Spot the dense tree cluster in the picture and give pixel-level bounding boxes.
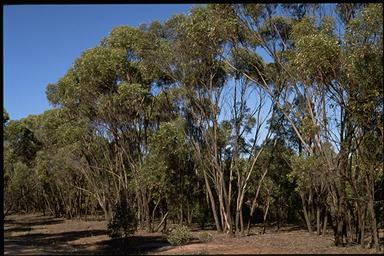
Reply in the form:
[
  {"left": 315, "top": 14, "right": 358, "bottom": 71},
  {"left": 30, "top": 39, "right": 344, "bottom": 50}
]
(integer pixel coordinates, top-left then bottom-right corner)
[{"left": 4, "top": 3, "right": 383, "bottom": 249}]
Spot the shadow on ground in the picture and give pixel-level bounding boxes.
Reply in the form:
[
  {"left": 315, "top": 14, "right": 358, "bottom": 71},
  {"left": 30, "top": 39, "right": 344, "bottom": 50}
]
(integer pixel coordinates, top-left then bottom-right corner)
[
  {"left": 92, "top": 235, "right": 173, "bottom": 255},
  {"left": 5, "top": 214, "right": 176, "bottom": 255},
  {"left": 5, "top": 229, "right": 108, "bottom": 255},
  {"left": 5, "top": 215, "right": 105, "bottom": 255},
  {"left": 5, "top": 216, "right": 64, "bottom": 228}
]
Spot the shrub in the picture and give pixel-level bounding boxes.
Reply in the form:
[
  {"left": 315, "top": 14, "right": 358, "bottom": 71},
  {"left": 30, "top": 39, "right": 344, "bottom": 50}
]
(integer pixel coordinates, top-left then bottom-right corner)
[
  {"left": 197, "top": 231, "right": 213, "bottom": 243},
  {"left": 167, "top": 225, "right": 192, "bottom": 245},
  {"left": 107, "top": 198, "right": 137, "bottom": 238}
]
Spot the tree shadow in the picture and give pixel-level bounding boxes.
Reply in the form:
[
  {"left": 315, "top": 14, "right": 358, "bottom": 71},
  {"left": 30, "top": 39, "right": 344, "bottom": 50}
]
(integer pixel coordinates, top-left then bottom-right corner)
[
  {"left": 92, "top": 235, "right": 172, "bottom": 255},
  {"left": 5, "top": 215, "right": 204, "bottom": 255},
  {"left": 280, "top": 225, "right": 306, "bottom": 232},
  {"left": 4, "top": 226, "right": 33, "bottom": 233},
  {"left": 5, "top": 229, "right": 108, "bottom": 255},
  {"left": 13, "top": 229, "right": 107, "bottom": 244},
  {"left": 5, "top": 216, "right": 64, "bottom": 228},
  {"left": 6, "top": 229, "right": 178, "bottom": 255}
]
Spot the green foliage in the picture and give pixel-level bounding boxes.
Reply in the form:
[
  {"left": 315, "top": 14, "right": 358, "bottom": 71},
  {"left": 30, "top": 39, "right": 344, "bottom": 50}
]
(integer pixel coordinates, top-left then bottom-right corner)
[
  {"left": 230, "top": 47, "right": 265, "bottom": 81},
  {"left": 289, "top": 16, "right": 340, "bottom": 84},
  {"left": 167, "top": 225, "right": 192, "bottom": 245},
  {"left": 5, "top": 120, "right": 41, "bottom": 164},
  {"left": 3, "top": 108, "right": 9, "bottom": 124},
  {"left": 288, "top": 153, "right": 327, "bottom": 192},
  {"left": 104, "top": 26, "right": 142, "bottom": 50}
]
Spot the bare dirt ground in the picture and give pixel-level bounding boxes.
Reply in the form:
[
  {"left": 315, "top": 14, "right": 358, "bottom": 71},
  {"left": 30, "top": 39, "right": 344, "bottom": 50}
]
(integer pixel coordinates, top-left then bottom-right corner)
[{"left": 4, "top": 213, "right": 383, "bottom": 255}]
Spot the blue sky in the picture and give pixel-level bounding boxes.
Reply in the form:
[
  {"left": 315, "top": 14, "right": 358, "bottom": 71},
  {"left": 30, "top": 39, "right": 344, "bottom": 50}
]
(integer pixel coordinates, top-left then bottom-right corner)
[{"left": 4, "top": 4, "right": 194, "bottom": 120}]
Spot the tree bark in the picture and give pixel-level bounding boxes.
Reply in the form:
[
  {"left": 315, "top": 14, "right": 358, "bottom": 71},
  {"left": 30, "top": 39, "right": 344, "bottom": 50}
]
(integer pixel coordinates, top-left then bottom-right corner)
[
  {"left": 316, "top": 206, "right": 321, "bottom": 235},
  {"left": 240, "top": 206, "right": 245, "bottom": 236},
  {"left": 360, "top": 208, "right": 366, "bottom": 248},
  {"left": 301, "top": 194, "right": 313, "bottom": 234},
  {"left": 155, "top": 212, "right": 169, "bottom": 232},
  {"left": 367, "top": 174, "right": 379, "bottom": 250},
  {"left": 203, "top": 169, "right": 222, "bottom": 232},
  {"left": 322, "top": 213, "right": 328, "bottom": 236},
  {"left": 262, "top": 195, "right": 270, "bottom": 234}
]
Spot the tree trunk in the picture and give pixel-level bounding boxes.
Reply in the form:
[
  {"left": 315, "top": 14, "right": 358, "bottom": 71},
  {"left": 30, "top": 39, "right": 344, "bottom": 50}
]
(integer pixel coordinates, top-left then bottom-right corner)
[
  {"left": 322, "top": 213, "right": 328, "bottom": 236},
  {"left": 347, "top": 210, "right": 352, "bottom": 243},
  {"left": 145, "top": 199, "right": 150, "bottom": 231},
  {"left": 276, "top": 196, "right": 280, "bottom": 232},
  {"left": 155, "top": 212, "right": 169, "bottom": 232},
  {"left": 240, "top": 206, "right": 244, "bottom": 236},
  {"left": 367, "top": 174, "right": 379, "bottom": 250},
  {"left": 360, "top": 209, "right": 366, "bottom": 248},
  {"left": 179, "top": 201, "right": 183, "bottom": 225},
  {"left": 301, "top": 194, "right": 312, "bottom": 234},
  {"left": 262, "top": 195, "right": 270, "bottom": 234},
  {"left": 203, "top": 170, "right": 222, "bottom": 232},
  {"left": 235, "top": 208, "right": 240, "bottom": 235},
  {"left": 246, "top": 205, "right": 255, "bottom": 236},
  {"left": 235, "top": 186, "right": 243, "bottom": 235},
  {"left": 150, "top": 198, "right": 161, "bottom": 232},
  {"left": 316, "top": 205, "right": 321, "bottom": 235},
  {"left": 218, "top": 182, "right": 230, "bottom": 233},
  {"left": 102, "top": 203, "right": 111, "bottom": 223},
  {"left": 187, "top": 203, "right": 192, "bottom": 225}
]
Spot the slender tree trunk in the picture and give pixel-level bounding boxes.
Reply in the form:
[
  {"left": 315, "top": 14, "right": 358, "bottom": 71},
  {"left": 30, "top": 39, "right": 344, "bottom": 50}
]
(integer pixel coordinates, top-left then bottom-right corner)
[
  {"left": 144, "top": 196, "right": 150, "bottom": 231},
  {"left": 276, "top": 196, "right": 280, "bottom": 232},
  {"left": 360, "top": 208, "right": 366, "bottom": 248},
  {"left": 102, "top": 203, "right": 111, "bottom": 223},
  {"left": 155, "top": 212, "right": 169, "bottom": 232},
  {"left": 187, "top": 203, "right": 192, "bottom": 225},
  {"left": 355, "top": 215, "right": 358, "bottom": 243},
  {"left": 246, "top": 167, "right": 268, "bottom": 235},
  {"left": 203, "top": 170, "right": 222, "bottom": 232},
  {"left": 235, "top": 192, "right": 241, "bottom": 235},
  {"left": 317, "top": 205, "right": 321, "bottom": 235},
  {"left": 322, "top": 213, "right": 328, "bottom": 236},
  {"left": 262, "top": 195, "right": 270, "bottom": 234},
  {"left": 150, "top": 197, "right": 161, "bottom": 232},
  {"left": 217, "top": 179, "right": 230, "bottom": 233},
  {"left": 336, "top": 217, "right": 343, "bottom": 246},
  {"left": 301, "top": 194, "right": 313, "bottom": 233},
  {"left": 347, "top": 210, "right": 352, "bottom": 243},
  {"left": 136, "top": 192, "right": 143, "bottom": 229},
  {"left": 240, "top": 206, "right": 244, "bottom": 236},
  {"left": 246, "top": 205, "right": 256, "bottom": 235},
  {"left": 367, "top": 174, "right": 379, "bottom": 250},
  {"left": 179, "top": 201, "right": 183, "bottom": 225}
]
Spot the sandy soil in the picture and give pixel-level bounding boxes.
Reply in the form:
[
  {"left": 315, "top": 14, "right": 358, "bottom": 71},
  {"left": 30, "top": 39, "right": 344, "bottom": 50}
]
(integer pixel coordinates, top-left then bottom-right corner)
[{"left": 4, "top": 213, "right": 382, "bottom": 255}]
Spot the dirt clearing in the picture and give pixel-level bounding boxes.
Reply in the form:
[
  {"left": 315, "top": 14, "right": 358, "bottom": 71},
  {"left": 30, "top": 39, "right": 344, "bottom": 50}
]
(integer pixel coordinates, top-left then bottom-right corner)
[{"left": 4, "top": 214, "right": 382, "bottom": 255}]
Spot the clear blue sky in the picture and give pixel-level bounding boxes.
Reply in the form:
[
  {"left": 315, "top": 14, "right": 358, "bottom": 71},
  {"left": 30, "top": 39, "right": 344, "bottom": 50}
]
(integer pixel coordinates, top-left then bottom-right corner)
[{"left": 4, "top": 4, "right": 194, "bottom": 120}]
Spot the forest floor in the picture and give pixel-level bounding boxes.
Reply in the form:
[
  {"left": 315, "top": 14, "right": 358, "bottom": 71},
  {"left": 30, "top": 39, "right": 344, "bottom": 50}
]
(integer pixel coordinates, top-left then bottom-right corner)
[{"left": 4, "top": 213, "right": 383, "bottom": 255}]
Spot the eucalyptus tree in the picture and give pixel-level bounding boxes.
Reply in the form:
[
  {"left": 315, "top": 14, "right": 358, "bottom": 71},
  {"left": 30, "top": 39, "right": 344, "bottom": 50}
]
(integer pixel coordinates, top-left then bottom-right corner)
[
  {"left": 286, "top": 3, "right": 382, "bottom": 247},
  {"left": 222, "top": 3, "right": 383, "bottom": 247},
  {"left": 341, "top": 4, "right": 383, "bottom": 248},
  {"left": 46, "top": 25, "right": 160, "bottom": 225},
  {"left": 137, "top": 6, "right": 238, "bottom": 232},
  {"left": 143, "top": 4, "right": 294, "bottom": 235},
  {"left": 142, "top": 118, "right": 199, "bottom": 230},
  {"left": 32, "top": 109, "right": 92, "bottom": 218},
  {"left": 3, "top": 116, "right": 42, "bottom": 214}
]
